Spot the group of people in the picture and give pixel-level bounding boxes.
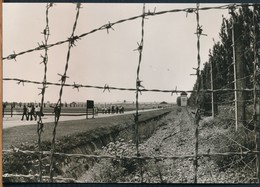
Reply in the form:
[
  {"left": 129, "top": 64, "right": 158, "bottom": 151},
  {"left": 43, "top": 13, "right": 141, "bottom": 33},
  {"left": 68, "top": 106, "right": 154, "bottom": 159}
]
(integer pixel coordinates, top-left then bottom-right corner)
[
  {"left": 21, "top": 104, "right": 42, "bottom": 121},
  {"left": 101, "top": 105, "right": 124, "bottom": 114}
]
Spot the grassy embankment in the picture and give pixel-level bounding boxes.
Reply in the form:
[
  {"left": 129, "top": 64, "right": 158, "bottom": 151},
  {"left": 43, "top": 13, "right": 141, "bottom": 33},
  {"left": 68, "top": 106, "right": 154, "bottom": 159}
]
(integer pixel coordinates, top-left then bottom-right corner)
[{"left": 3, "top": 108, "right": 172, "bottom": 149}]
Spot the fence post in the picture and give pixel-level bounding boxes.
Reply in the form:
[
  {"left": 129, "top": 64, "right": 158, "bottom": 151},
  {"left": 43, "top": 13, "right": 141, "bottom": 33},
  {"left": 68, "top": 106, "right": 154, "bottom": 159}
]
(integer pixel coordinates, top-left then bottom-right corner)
[
  {"left": 253, "top": 6, "right": 259, "bottom": 182},
  {"left": 231, "top": 15, "right": 246, "bottom": 130},
  {"left": 194, "top": 4, "right": 202, "bottom": 183},
  {"left": 210, "top": 59, "right": 217, "bottom": 117}
]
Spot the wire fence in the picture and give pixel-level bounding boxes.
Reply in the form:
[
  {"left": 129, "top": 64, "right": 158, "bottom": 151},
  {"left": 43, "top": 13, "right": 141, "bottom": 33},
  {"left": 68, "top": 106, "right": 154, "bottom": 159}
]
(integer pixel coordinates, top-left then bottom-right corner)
[{"left": 2, "top": 3, "right": 259, "bottom": 183}]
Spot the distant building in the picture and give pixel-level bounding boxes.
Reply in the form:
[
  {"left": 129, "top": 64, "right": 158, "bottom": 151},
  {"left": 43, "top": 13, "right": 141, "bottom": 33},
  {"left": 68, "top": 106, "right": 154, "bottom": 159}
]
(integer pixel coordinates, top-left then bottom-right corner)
[
  {"left": 160, "top": 101, "right": 168, "bottom": 105},
  {"left": 70, "top": 102, "right": 77, "bottom": 107},
  {"left": 159, "top": 101, "right": 168, "bottom": 108},
  {"left": 46, "top": 101, "right": 51, "bottom": 107},
  {"left": 180, "top": 91, "right": 188, "bottom": 106}
]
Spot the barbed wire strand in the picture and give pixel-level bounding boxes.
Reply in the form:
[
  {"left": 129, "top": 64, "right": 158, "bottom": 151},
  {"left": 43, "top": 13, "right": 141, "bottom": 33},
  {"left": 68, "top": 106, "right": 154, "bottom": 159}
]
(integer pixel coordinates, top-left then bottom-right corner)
[
  {"left": 36, "top": 3, "right": 53, "bottom": 182},
  {"left": 49, "top": 3, "right": 81, "bottom": 182},
  {"left": 3, "top": 78, "right": 260, "bottom": 94},
  {"left": 2, "top": 173, "right": 83, "bottom": 183},
  {"left": 193, "top": 3, "right": 203, "bottom": 183},
  {"left": 135, "top": 3, "right": 145, "bottom": 157},
  {"left": 2, "top": 149, "right": 258, "bottom": 160},
  {"left": 2, "top": 4, "right": 252, "bottom": 61},
  {"left": 134, "top": 4, "right": 145, "bottom": 183}
]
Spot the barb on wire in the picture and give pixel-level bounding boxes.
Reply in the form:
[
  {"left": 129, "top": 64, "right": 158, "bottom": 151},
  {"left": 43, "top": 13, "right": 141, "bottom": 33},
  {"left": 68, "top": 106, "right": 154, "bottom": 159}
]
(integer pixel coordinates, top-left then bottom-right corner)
[
  {"left": 103, "top": 84, "right": 110, "bottom": 92},
  {"left": 136, "top": 80, "right": 144, "bottom": 90},
  {"left": 38, "top": 86, "right": 48, "bottom": 96},
  {"left": 41, "top": 26, "right": 50, "bottom": 36},
  {"left": 17, "top": 80, "right": 25, "bottom": 86},
  {"left": 40, "top": 55, "right": 47, "bottom": 64},
  {"left": 147, "top": 7, "right": 156, "bottom": 16},
  {"left": 6, "top": 51, "right": 17, "bottom": 61},
  {"left": 134, "top": 42, "right": 143, "bottom": 52},
  {"left": 186, "top": 8, "right": 195, "bottom": 17},
  {"left": 72, "top": 82, "right": 82, "bottom": 91},
  {"left": 171, "top": 86, "right": 178, "bottom": 96},
  {"left": 68, "top": 35, "right": 80, "bottom": 47},
  {"left": 105, "top": 22, "right": 115, "bottom": 34},
  {"left": 195, "top": 25, "right": 207, "bottom": 36},
  {"left": 58, "top": 73, "right": 69, "bottom": 83},
  {"left": 37, "top": 42, "right": 47, "bottom": 50}
]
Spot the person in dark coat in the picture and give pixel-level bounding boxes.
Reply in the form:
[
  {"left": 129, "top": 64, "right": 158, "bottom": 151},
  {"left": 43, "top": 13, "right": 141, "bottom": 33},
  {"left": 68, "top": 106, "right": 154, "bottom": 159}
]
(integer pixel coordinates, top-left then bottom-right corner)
[
  {"left": 53, "top": 105, "right": 61, "bottom": 122},
  {"left": 30, "top": 104, "right": 35, "bottom": 121},
  {"left": 21, "top": 105, "right": 28, "bottom": 120}
]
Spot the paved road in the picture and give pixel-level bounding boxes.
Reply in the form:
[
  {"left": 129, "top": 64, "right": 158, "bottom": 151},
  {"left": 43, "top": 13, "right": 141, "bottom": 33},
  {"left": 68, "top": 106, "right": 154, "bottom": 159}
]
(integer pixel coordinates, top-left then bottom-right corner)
[{"left": 2, "top": 108, "right": 160, "bottom": 129}]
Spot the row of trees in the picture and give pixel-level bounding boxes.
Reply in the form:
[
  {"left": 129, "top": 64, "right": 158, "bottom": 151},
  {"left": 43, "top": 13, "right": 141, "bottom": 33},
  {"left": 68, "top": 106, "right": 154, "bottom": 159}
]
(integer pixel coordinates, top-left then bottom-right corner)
[{"left": 189, "top": 4, "right": 260, "bottom": 111}]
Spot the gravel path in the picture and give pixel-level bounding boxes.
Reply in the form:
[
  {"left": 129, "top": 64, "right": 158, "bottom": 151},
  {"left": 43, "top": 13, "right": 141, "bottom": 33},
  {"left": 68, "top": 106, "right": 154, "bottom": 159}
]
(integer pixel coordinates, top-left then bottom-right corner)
[
  {"left": 140, "top": 107, "right": 257, "bottom": 183},
  {"left": 76, "top": 107, "right": 258, "bottom": 183},
  {"left": 141, "top": 107, "right": 196, "bottom": 183}
]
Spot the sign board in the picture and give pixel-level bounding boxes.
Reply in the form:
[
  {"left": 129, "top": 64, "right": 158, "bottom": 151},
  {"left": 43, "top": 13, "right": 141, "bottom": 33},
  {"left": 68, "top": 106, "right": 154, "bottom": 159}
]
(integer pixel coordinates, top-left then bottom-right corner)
[
  {"left": 86, "top": 100, "right": 94, "bottom": 119},
  {"left": 87, "top": 100, "right": 94, "bottom": 108}
]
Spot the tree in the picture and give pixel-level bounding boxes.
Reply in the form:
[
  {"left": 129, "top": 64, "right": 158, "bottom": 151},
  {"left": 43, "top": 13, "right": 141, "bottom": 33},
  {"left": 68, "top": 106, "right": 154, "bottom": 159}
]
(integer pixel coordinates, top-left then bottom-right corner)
[{"left": 190, "top": 5, "right": 259, "bottom": 107}]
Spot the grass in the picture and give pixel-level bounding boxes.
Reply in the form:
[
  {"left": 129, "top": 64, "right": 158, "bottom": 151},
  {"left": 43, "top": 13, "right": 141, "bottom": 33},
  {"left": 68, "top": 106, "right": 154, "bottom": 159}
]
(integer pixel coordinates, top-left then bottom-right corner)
[{"left": 3, "top": 108, "right": 172, "bottom": 150}]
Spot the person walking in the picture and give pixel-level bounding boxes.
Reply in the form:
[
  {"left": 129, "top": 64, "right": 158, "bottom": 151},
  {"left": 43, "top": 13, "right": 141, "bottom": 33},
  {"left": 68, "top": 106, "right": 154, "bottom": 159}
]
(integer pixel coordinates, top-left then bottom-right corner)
[
  {"left": 35, "top": 105, "right": 41, "bottom": 121},
  {"left": 50, "top": 105, "right": 61, "bottom": 122},
  {"left": 30, "top": 104, "right": 35, "bottom": 121},
  {"left": 21, "top": 104, "right": 28, "bottom": 120}
]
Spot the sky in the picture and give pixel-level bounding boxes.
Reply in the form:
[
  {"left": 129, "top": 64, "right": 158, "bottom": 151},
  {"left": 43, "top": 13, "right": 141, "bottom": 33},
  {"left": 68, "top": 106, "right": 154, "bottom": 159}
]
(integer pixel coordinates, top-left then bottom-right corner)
[{"left": 3, "top": 3, "right": 231, "bottom": 104}]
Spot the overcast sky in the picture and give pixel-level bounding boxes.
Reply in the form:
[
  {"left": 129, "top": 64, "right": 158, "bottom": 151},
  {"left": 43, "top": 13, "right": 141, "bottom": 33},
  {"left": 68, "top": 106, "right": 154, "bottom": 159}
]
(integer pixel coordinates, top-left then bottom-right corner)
[{"left": 3, "top": 3, "right": 231, "bottom": 104}]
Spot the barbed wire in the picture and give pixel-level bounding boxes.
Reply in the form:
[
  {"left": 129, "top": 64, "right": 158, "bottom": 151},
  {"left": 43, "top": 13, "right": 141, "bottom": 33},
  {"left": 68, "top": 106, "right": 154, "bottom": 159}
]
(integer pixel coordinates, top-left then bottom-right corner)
[
  {"left": 2, "top": 4, "right": 252, "bottom": 62},
  {"left": 2, "top": 149, "right": 258, "bottom": 160},
  {"left": 134, "top": 3, "right": 145, "bottom": 158},
  {"left": 193, "top": 3, "right": 203, "bottom": 183},
  {"left": 49, "top": 3, "right": 81, "bottom": 182},
  {"left": 2, "top": 173, "right": 82, "bottom": 183},
  {"left": 36, "top": 3, "right": 53, "bottom": 182},
  {"left": 3, "top": 78, "right": 260, "bottom": 94},
  {"left": 134, "top": 4, "right": 146, "bottom": 182},
  {"left": 3, "top": 3, "right": 259, "bottom": 183}
]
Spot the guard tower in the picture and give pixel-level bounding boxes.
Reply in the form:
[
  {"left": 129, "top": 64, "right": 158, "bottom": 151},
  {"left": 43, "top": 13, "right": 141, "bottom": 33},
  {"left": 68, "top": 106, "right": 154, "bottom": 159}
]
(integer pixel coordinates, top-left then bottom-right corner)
[{"left": 180, "top": 91, "right": 188, "bottom": 106}]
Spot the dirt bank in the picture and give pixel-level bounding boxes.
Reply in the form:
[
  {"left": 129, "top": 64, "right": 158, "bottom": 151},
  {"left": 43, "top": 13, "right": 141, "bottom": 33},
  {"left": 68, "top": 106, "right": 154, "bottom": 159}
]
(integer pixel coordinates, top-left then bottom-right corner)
[{"left": 3, "top": 108, "right": 172, "bottom": 182}]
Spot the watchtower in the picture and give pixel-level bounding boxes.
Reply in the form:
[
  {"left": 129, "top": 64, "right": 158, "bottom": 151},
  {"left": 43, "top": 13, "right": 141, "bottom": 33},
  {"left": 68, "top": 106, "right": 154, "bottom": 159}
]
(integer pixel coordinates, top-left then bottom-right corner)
[{"left": 180, "top": 91, "right": 188, "bottom": 106}]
